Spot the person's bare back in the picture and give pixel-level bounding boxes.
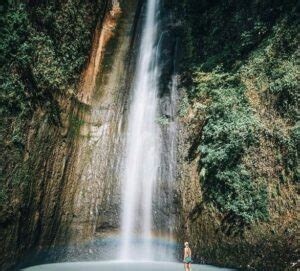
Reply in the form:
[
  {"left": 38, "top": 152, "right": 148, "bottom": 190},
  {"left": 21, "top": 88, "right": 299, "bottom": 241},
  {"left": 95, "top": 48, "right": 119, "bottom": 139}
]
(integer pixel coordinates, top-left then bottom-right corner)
[
  {"left": 183, "top": 242, "right": 192, "bottom": 271},
  {"left": 184, "top": 247, "right": 191, "bottom": 258}
]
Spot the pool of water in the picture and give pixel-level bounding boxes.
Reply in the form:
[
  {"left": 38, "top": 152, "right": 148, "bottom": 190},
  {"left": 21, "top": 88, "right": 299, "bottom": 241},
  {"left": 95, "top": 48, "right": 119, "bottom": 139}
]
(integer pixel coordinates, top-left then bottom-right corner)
[{"left": 22, "top": 261, "right": 235, "bottom": 271}]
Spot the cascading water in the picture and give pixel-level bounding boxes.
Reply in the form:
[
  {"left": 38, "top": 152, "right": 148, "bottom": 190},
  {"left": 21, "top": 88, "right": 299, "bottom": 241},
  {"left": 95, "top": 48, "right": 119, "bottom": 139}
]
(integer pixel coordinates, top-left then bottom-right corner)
[
  {"left": 119, "top": 0, "right": 177, "bottom": 261},
  {"left": 119, "top": 0, "right": 160, "bottom": 260}
]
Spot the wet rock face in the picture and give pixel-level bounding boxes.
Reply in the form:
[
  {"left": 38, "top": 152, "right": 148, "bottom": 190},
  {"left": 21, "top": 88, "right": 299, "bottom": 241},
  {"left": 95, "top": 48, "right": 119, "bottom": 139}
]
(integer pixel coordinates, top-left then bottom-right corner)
[
  {"left": 0, "top": 97, "right": 77, "bottom": 270},
  {"left": 64, "top": 0, "right": 144, "bottom": 250},
  {"left": 0, "top": 0, "right": 141, "bottom": 269},
  {"left": 149, "top": 0, "right": 180, "bottom": 237}
]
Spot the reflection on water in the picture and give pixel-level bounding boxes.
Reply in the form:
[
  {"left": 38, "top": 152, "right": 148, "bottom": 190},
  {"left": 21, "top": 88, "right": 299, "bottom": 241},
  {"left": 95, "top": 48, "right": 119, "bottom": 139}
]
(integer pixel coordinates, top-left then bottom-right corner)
[{"left": 23, "top": 261, "right": 235, "bottom": 271}]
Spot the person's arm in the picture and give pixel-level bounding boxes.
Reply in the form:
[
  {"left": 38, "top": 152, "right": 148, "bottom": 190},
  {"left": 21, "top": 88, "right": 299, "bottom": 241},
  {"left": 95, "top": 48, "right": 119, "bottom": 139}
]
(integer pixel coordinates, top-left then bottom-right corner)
[{"left": 183, "top": 248, "right": 187, "bottom": 261}]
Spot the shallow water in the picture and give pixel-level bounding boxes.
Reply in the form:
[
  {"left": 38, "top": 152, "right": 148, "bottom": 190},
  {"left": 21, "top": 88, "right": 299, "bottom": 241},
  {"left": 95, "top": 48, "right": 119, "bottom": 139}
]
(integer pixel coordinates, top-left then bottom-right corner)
[{"left": 23, "top": 261, "right": 235, "bottom": 271}]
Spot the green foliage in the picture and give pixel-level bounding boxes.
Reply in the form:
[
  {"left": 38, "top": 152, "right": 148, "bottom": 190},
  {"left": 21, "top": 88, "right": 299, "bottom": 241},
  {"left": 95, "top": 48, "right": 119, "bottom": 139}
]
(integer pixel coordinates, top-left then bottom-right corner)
[
  {"left": 177, "top": 0, "right": 299, "bottom": 234},
  {"left": 68, "top": 114, "right": 85, "bottom": 137},
  {"left": 0, "top": 187, "right": 8, "bottom": 205},
  {"left": 0, "top": 3, "right": 32, "bottom": 116},
  {"left": 268, "top": 60, "right": 299, "bottom": 119},
  {"left": 0, "top": 0, "right": 102, "bottom": 117},
  {"left": 271, "top": 122, "right": 300, "bottom": 183},
  {"left": 239, "top": 17, "right": 299, "bottom": 183},
  {"left": 240, "top": 21, "right": 268, "bottom": 50},
  {"left": 178, "top": 95, "right": 189, "bottom": 117},
  {"left": 156, "top": 116, "right": 170, "bottom": 126},
  {"left": 177, "top": 0, "right": 298, "bottom": 70},
  {"left": 193, "top": 71, "right": 269, "bottom": 227},
  {"left": 290, "top": 123, "right": 300, "bottom": 181}
]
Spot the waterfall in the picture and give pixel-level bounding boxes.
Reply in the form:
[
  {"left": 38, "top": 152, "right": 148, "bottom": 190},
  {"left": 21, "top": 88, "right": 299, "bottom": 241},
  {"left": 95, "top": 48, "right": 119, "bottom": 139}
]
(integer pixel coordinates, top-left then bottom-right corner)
[
  {"left": 120, "top": 0, "right": 160, "bottom": 260},
  {"left": 119, "top": 0, "right": 177, "bottom": 261}
]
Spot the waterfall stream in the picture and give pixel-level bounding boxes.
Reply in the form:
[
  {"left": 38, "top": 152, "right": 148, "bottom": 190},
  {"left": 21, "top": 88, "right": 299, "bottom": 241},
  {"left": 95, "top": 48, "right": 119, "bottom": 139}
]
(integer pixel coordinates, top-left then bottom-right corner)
[{"left": 119, "top": 0, "right": 176, "bottom": 261}]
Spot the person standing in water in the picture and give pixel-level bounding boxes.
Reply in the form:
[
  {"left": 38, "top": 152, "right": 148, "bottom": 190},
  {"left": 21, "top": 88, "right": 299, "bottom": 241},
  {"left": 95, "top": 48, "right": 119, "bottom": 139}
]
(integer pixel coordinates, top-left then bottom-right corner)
[{"left": 183, "top": 241, "right": 192, "bottom": 271}]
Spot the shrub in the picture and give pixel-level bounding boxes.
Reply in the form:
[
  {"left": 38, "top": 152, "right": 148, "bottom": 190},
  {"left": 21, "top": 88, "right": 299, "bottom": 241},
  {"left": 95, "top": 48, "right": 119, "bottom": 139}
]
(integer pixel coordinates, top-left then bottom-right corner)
[
  {"left": 0, "top": 0, "right": 101, "bottom": 117},
  {"left": 268, "top": 61, "right": 299, "bottom": 119},
  {"left": 193, "top": 71, "right": 269, "bottom": 228}
]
